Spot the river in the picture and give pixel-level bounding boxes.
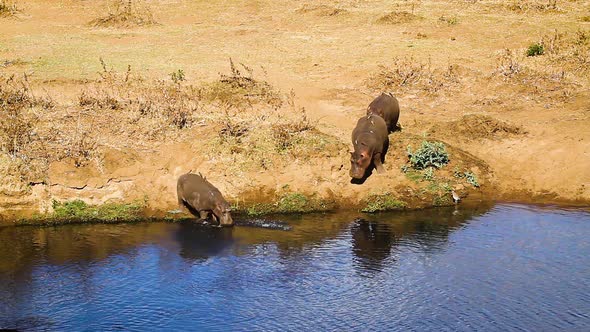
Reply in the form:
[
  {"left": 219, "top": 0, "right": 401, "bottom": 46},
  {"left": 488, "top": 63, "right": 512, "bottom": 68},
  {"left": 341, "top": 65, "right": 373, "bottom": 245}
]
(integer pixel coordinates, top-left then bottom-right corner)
[{"left": 1, "top": 203, "right": 589, "bottom": 331}]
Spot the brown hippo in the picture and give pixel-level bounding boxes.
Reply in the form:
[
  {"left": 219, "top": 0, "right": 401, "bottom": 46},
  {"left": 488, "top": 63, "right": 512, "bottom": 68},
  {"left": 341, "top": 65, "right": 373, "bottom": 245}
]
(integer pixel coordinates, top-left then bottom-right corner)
[
  {"left": 366, "top": 92, "right": 400, "bottom": 132},
  {"left": 177, "top": 173, "right": 233, "bottom": 227},
  {"left": 350, "top": 114, "right": 389, "bottom": 179}
]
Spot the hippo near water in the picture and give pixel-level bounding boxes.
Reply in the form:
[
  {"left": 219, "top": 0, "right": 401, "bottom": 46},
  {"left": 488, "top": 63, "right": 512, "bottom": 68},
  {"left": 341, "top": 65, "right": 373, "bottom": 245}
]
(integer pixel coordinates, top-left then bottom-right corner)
[
  {"left": 177, "top": 173, "right": 234, "bottom": 227},
  {"left": 350, "top": 114, "right": 389, "bottom": 180},
  {"left": 366, "top": 92, "right": 400, "bottom": 132}
]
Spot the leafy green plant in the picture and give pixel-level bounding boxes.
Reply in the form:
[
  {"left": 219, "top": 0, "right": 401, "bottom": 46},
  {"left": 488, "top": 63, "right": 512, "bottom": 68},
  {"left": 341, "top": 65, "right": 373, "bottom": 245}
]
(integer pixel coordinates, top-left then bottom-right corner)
[
  {"left": 526, "top": 43, "right": 544, "bottom": 57},
  {"left": 464, "top": 171, "right": 480, "bottom": 187},
  {"left": 407, "top": 141, "right": 450, "bottom": 170},
  {"left": 362, "top": 193, "right": 406, "bottom": 213},
  {"left": 170, "top": 69, "right": 185, "bottom": 84}
]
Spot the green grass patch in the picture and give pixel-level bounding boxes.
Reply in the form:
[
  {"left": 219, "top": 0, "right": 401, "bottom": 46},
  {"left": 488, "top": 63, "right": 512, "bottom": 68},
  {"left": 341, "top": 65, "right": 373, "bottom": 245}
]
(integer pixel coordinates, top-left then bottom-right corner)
[
  {"left": 47, "top": 199, "right": 145, "bottom": 223},
  {"left": 245, "top": 192, "right": 334, "bottom": 216},
  {"left": 362, "top": 193, "right": 406, "bottom": 213},
  {"left": 433, "top": 194, "right": 453, "bottom": 206}
]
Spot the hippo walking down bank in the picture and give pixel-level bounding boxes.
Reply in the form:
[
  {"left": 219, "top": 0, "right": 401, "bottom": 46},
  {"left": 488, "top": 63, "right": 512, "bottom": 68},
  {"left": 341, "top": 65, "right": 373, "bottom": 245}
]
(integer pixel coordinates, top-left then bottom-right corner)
[
  {"left": 177, "top": 173, "right": 234, "bottom": 227},
  {"left": 350, "top": 114, "right": 389, "bottom": 180},
  {"left": 366, "top": 92, "right": 400, "bottom": 132}
]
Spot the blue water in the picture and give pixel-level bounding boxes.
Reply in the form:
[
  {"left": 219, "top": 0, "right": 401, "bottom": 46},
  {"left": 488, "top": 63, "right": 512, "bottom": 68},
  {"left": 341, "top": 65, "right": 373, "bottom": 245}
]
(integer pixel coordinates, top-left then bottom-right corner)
[{"left": 1, "top": 203, "right": 589, "bottom": 331}]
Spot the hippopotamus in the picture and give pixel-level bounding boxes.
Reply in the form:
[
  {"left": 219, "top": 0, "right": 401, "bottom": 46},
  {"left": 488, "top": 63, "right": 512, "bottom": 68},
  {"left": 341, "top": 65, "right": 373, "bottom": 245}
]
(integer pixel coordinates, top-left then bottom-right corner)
[
  {"left": 350, "top": 114, "right": 389, "bottom": 179},
  {"left": 177, "top": 173, "right": 233, "bottom": 227},
  {"left": 366, "top": 92, "right": 400, "bottom": 132}
]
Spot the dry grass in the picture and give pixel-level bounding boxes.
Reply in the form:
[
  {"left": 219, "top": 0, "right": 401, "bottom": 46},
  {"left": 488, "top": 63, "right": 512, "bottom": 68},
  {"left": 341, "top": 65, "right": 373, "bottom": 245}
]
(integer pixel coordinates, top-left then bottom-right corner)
[
  {"left": 506, "top": 0, "right": 560, "bottom": 13},
  {"left": 0, "top": 0, "right": 18, "bottom": 17},
  {"left": 89, "top": 0, "right": 157, "bottom": 28},
  {"left": 296, "top": 4, "right": 348, "bottom": 16},
  {"left": 539, "top": 29, "right": 590, "bottom": 73},
  {"left": 376, "top": 11, "right": 422, "bottom": 24},
  {"left": 79, "top": 58, "right": 203, "bottom": 132},
  {"left": 209, "top": 91, "right": 343, "bottom": 172},
  {"left": 430, "top": 114, "right": 526, "bottom": 141},
  {"left": 368, "top": 57, "right": 461, "bottom": 94},
  {"left": 203, "top": 59, "right": 283, "bottom": 110}
]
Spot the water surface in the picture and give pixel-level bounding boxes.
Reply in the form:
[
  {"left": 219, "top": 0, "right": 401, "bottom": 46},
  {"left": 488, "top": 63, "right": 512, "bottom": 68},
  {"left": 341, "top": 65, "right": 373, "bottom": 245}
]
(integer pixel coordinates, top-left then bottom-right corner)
[{"left": 1, "top": 203, "right": 589, "bottom": 331}]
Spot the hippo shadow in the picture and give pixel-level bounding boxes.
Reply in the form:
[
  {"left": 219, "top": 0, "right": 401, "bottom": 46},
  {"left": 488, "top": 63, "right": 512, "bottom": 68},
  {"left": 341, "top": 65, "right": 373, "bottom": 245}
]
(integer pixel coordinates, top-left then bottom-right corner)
[
  {"left": 174, "top": 221, "right": 234, "bottom": 262},
  {"left": 350, "top": 138, "right": 390, "bottom": 185}
]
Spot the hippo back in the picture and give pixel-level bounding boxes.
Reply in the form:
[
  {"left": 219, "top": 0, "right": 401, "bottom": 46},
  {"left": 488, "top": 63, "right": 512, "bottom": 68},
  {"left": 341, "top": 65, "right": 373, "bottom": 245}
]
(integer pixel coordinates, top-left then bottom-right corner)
[
  {"left": 367, "top": 93, "right": 400, "bottom": 132},
  {"left": 178, "top": 173, "right": 225, "bottom": 209}
]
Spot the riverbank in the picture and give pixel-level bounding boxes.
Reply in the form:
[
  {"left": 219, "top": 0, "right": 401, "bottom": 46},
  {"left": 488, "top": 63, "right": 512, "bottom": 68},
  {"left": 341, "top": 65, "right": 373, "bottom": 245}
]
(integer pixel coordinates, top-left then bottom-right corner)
[{"left": 1, "top": 0, "right": 589, "bottom": 224}]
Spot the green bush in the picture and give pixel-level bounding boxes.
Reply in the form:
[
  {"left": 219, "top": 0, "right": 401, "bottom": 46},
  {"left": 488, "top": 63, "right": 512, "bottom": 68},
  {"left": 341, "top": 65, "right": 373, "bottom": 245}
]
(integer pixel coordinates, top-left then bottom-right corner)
[
  {"left": 526, "top": 43, "right": 544, "bottom": 57},
  {"left": 407, "top": 141, "right": 450, "bottom": 170}
]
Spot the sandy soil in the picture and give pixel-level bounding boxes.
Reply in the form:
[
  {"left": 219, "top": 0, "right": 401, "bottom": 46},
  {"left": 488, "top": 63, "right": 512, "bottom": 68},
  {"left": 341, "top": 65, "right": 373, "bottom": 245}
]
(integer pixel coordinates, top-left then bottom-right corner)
[{"left": 1, "top": 0, "right": 589, "bottom": 219}]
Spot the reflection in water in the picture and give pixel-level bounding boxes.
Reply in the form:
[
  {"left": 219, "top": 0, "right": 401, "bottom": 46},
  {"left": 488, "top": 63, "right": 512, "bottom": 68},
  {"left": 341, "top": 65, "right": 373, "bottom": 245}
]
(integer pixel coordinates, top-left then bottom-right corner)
[
  {"left": 351, "top": 219, "right": 397, "bottom": 273},
  {"left": 175, "top": 222, "right": 234, "bottom": 261},
  {"left": 2, "top": 203, "right": 590, "bottom": 331}
]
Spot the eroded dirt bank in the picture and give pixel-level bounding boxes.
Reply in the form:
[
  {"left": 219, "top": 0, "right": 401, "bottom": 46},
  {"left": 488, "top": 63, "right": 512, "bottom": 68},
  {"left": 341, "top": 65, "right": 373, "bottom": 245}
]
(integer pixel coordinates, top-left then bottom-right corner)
[{"left": 1, "top": 0, "right": 589, "bottom": 222}]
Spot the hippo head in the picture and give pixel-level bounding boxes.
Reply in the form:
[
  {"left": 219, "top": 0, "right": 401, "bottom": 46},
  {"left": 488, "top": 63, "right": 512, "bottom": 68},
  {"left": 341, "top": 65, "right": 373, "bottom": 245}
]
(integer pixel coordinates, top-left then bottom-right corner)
[
  {"left": 350, "top": 150, "right": 371, "bottom": 179},
  {"left": 215, "top": 204, "right": 234, "bottom": 227}
]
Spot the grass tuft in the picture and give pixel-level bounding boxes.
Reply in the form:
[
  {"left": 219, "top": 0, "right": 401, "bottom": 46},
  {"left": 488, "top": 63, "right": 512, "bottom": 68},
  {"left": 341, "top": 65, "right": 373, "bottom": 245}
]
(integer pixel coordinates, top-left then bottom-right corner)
[
  {"left": 0, "top": 0, "right": 18, "bottom": 17},
  {"left": 246, "top": 191, "right": 334, "bottom": 216},
  {"left": 203, "top": 58, "right": 282, "bottom": 110},
  {"left": 368, "top": 57, "right": 460, "bottom": 94},
  {"left": 90, "top": 0, "right": 157, "bottom": 28},
  {"left": 362, "top": 193, "right": 406, "bottom": 213},
  {"left": 376, "top": 11, "right": 422, "bottom": 24}
]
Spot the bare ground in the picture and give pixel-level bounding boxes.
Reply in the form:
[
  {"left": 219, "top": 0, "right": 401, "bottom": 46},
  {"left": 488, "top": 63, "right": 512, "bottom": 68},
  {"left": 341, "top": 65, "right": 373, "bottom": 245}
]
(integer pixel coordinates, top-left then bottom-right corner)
[{"left": 1, "top": 0, "right": 589, "bottom": 220}]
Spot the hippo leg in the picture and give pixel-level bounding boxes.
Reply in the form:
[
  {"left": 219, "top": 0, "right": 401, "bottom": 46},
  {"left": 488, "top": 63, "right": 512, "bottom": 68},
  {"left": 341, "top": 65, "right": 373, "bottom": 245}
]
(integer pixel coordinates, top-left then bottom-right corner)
[
  {"left": 373, "top": 153, "right": 386, "bottom": 173},
  {"left": 199, "top": 210, "right": 209, "bottom": 220},
  {"left": 178, "top": 197, "right": 186, "bottom": 212}
]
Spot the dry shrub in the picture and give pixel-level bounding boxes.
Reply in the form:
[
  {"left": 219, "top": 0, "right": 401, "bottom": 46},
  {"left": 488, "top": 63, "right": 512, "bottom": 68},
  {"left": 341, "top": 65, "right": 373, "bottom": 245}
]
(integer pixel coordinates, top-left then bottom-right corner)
[
  {"left": 368, "top": 57, "right": 461, "bottom": 94},
  {"left": 492, "top": 48, "right": 578, "bottom": 101},
  {"left": 494, "top": 48, "right": 523, "bottom": 78},
  {"left": 539, "top": 29, "right": 590, "bottom": 73},
  {"left": 203, "top": 58, "right": 282, "bottom": 110},
  {"left": 0, "top": 76, "right": 58, "bottom": 189},
  {"left": 210, "top": 93, "right": 343, "bottom": 172},
  {"left": 0, "top": 75, "right": 52, "bottom": 157},
  {"left": 376, "top": 11, "right": 422, "bottom": 24},
  {"left": 272, "top": 109, "right": 314, "bottom": 152},
  {"left": 90, "top": 0, "right": 157, "bottom": 28},
  {"left": 430, "top": 114, "right": 526, "bottom": 141},
  {"left": 79, "top": 59, "right": 202, "bottom": 131},
  {"left": 0, "top": 0, "right": 18, "bottom": 17},
  {"left": 296, "top": 4, "right": 348, "bottom": 16},
  {"left": 506, "top": 0, "right": 560, "bottom": 13}
]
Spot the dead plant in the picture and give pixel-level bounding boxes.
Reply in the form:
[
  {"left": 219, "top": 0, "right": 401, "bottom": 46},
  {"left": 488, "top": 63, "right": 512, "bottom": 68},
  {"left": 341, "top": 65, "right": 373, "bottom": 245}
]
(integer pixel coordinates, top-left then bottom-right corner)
[
  {"left": 0, "top": 0, "right": 18, "bottom": 17},
  {"left": 203, "top": 58, "right": 283, "bottom": 110},
  {"left": 90, "top": 0, "right": 157, "bottom": 28},
  {"left": 368, "top": 57, "right": 461, "bottom": 94}
]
